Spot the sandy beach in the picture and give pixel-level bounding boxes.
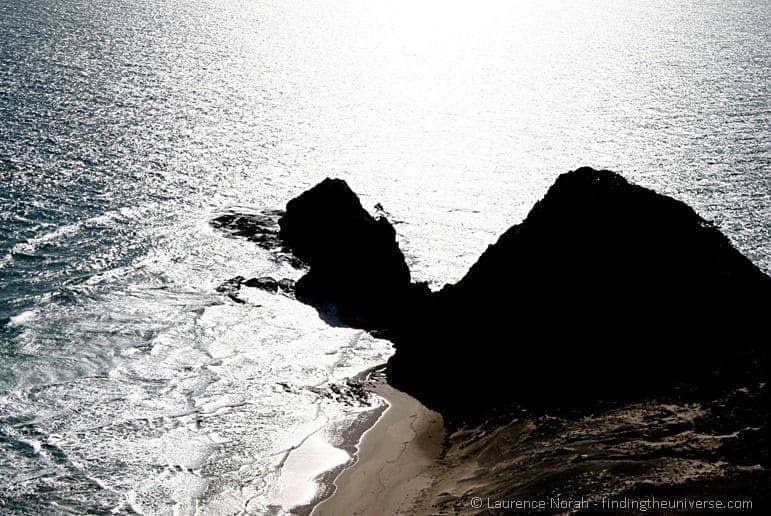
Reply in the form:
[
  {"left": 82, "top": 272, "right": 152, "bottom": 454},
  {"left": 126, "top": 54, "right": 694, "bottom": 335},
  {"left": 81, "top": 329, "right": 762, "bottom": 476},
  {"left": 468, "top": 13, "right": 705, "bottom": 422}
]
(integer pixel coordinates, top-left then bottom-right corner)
[{"left": 313, "top": 381, "right": 445, "bottom": 516}]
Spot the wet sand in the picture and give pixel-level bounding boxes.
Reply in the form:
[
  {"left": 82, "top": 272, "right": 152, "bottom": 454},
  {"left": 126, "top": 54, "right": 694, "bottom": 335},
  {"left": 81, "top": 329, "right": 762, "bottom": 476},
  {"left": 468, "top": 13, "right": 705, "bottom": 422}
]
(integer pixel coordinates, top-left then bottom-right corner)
[
  {"left": 273, "top": 366, "right": 390, "bottom": 515},
  {"left": 312, "top": 381, "right": 445, "bottom": 516}
]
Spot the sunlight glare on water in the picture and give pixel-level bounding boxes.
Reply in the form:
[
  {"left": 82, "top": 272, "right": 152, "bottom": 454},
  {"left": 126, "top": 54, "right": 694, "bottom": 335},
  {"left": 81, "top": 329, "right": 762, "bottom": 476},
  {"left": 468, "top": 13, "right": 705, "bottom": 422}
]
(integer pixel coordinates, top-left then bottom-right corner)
[{"left": 0, "top": 0, "right": 768, "bottom": 513}]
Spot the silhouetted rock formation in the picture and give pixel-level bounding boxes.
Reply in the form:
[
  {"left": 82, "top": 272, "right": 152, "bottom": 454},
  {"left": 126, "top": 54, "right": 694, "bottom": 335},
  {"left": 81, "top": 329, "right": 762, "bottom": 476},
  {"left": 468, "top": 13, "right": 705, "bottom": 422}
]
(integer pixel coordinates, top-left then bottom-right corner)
[
  {"left": 278, "top": 178, "right": 424, "bottom": 329},
  {"left": 278, "top": 169, "right": 770, "bottom": 422},
  {"left": 387, "top": 168, "right": 770, "bottom": 420}
]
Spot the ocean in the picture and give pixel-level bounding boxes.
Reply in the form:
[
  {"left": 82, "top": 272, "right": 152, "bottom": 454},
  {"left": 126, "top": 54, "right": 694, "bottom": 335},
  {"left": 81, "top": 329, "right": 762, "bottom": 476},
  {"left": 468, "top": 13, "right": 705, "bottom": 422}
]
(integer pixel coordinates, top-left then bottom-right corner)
[{"left": 0, "top": 0, "right": 768, "bottom": 513}]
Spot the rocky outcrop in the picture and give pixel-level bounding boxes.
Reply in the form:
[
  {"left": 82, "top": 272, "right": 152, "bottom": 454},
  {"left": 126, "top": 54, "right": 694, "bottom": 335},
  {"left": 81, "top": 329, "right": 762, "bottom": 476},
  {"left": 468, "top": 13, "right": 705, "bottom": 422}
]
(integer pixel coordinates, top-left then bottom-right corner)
[
  {"left": 211, "top": 210, "right": 284, "bottom": 249},
  {"left": 243, "top": 276, "right": 279, "bottom": 292},
  {"left": 211, "top": 209, "right": 303, "bottom": 268},
  {"left": 278, "top": 178, "right": 426, "bottom": 329},
  {"left": 215, "top": 275, "right": 296, "bottom": 302},
  {"left": 277, "top": 168, "right": 770, "bottom": 423}
]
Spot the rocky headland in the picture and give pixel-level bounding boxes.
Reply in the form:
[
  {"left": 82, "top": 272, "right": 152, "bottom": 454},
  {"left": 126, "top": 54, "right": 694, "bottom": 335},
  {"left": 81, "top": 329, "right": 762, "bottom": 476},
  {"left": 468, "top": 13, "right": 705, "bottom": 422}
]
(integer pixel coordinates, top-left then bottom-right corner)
[
  {"left": 214, "top": 167, "right": 770, "bottom": 512},
  {"left": 273, "top": 168, "right": 768, "bottom": 413}
]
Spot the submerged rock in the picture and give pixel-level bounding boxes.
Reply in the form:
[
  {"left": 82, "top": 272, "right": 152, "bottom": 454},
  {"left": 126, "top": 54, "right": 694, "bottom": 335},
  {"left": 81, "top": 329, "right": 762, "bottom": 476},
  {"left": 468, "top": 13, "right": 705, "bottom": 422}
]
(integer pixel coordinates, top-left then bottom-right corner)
[
  {"left": 215, "top": 275, "right": 245, "bottom": 293},
  {"left": 211, "top": 210, "right": 284, "bottom": 248},
  {"left": 215, "top": 276, "right": 248, "bottom": 304},
  {"left": 211, "top": 209, "right": 303, "bottom": 267},
  {"left": 278, "top": 168, "right": 770, "bottom": 422}
]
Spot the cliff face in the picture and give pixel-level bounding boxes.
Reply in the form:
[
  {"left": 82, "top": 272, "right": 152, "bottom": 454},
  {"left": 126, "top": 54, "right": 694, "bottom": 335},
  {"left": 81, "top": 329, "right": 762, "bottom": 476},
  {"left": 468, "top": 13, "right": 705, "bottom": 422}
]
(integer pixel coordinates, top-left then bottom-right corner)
[
  {"left": 278, "top": 178, "right": 424, "bottom": 329},
  {"left": 278, "top": 169, "right": 770, "bottom": 422},
  {"left": 386, "top": 168, "right": 770, "bottom": 420}
]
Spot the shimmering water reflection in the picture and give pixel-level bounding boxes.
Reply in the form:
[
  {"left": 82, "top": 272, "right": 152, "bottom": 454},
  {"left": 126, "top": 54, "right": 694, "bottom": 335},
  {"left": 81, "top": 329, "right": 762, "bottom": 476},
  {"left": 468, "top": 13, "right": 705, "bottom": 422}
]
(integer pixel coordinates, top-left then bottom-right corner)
[{"left": 0, "top": 0, "right": 768, "bottom": 513}]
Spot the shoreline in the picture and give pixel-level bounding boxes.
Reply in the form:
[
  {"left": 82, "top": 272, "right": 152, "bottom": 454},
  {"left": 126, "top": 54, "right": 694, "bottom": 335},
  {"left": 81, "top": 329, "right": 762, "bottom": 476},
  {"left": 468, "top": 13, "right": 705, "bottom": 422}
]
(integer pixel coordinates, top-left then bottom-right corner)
[
  {"left": 277, "top": 365, "right": 391, "bottom": 516},
  {"left": 290, "top": 403, "right": 387, "bottom": 516},
  {"left": 311, "top": 378, "right": 445, "bottom": 516}
]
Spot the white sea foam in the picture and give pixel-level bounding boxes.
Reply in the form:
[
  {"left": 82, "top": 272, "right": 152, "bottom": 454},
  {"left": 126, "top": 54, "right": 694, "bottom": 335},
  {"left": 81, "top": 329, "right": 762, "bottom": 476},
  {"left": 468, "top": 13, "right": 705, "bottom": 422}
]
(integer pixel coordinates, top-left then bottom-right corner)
[
  {"left": 0, "top": 207, "right": 392, "bottom": 514},
  {"left": 7, "top": 309, "right": 38, "bottom": 327},
  {"left": 0, "top": 0, "right": 768, "bottom": 513}
]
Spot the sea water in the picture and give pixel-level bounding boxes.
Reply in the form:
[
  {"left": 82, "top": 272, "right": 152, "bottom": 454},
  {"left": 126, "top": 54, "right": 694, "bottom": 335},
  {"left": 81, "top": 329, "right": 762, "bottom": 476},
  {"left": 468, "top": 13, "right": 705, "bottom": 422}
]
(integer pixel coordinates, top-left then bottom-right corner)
[{"left": 1, "top": 0, "right": 768, "bottom": 513}]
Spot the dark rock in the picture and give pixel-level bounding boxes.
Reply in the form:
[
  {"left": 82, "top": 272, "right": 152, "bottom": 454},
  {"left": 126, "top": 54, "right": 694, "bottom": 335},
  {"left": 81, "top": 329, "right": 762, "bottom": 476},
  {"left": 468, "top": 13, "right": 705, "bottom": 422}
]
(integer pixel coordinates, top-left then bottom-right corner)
[
  {"left": 244, "top": 276, "right": 279, "bottom": 292},
  {"left": 211, "top": 210, "right": 302, "bottom": 267},
  {"left": 308, "top": 380, "right": 372, "bottom": 407},
  {"left": 216, "top": 276, "right": 244, "bottom": 293},
  {"left": 385, "top": 168, "right": 771, "bottom": 421},
  {"left": 215, "top": 276, "right": 252, "bottom": 304},
  {"left": 277, "top": 168, "right": 770, "bottom": 423},
  {"left": 276, "top": 382, "right": 296, "bottom": 393},
  {"left": 211, "top": 210, "right": 283, "bottom": 247},
  {"left": 278, "top": 178, "right": 415, "bottom": 329},
  {"left": 227, "top": 293, "right": 246, "bottom": 304},
  {"left": 277, "top": 278, "right": 296, "bottom": 293}
]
